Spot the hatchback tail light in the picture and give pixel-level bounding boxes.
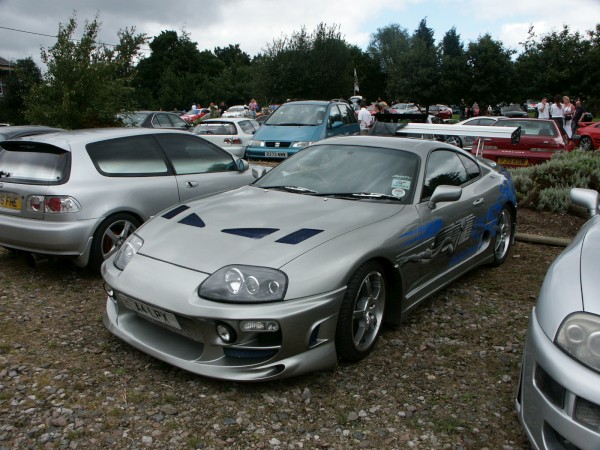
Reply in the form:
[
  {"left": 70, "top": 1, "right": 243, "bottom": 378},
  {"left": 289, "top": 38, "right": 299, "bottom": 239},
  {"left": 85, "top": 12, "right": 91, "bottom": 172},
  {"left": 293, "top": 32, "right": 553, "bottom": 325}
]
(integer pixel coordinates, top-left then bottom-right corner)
[
  {"left": 224, "top": 138, "right": 242, "bottom": 145},
  {"left": 26, "top": 195, "right": 81, "bottom": 213}
]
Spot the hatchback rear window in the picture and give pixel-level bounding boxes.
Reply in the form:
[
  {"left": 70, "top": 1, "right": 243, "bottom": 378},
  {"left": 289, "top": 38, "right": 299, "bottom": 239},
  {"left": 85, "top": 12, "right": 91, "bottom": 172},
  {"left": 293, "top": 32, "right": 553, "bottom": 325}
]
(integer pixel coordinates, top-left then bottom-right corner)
[{"left": 0, "top": 142, "right": 70, "bottom": 185}]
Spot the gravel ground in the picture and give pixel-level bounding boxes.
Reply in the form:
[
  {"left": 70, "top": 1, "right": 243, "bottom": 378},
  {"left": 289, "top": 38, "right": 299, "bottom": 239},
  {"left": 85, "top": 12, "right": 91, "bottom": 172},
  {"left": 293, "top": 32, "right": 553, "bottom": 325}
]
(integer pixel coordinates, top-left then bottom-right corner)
[{"left": 0, "top": 209, "right": 585, "bottom": 449}]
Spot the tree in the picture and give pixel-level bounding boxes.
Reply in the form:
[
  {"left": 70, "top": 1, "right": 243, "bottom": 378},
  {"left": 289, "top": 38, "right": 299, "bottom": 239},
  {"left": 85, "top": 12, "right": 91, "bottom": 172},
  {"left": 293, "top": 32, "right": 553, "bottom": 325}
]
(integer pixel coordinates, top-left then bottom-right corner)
[
  {"left": 0, "top": 58, "right": 42, "bottom": 125},
  {"left": 367, "top": 24, "right": 410, "bottom": 100},
  {"left": 24, "top": 14, "right": 146, "bottom": 128},
  {"left": 466, "top": 34, "right": 514, "bottom": 106},
  {"left": 437, "top": 28, "right": 468, "bottom": 106}
]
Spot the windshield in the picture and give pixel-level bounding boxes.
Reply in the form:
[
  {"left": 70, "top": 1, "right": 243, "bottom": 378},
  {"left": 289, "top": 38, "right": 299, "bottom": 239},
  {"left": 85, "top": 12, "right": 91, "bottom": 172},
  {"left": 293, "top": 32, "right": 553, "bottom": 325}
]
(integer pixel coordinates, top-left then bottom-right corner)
[
  {"left": 254, "top": 144, "right": 419, "bottom": 203},
  {"left": 120, "top": 112, "right": 147, "bottom": 127},
  {"left": 265, "top": 104, "right": 327, "bottom": 126},
  {"left": 194, "top": 122, "right": 236, "bottom": 135}
]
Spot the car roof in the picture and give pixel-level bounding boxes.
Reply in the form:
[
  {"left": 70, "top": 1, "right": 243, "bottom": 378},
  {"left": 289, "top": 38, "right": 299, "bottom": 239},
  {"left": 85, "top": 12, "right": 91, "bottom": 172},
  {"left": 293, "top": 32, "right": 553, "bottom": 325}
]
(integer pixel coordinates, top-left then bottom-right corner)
[
  {"left": 313, "top": 134, "right": 459, "bottom": 156},
  {"left": 5, "top": 127, "right": 192, "bottom": 151},
  {"left": 283, "top": 100, "right": 339, "bottom": 106},
  {"left": 201, "top": 117, "right": 251, "bottom": 123}
]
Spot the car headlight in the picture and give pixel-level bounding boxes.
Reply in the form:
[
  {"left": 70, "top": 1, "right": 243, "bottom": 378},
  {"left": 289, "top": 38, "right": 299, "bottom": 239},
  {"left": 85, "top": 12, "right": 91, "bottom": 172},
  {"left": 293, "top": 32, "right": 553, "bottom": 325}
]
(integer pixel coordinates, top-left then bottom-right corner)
[
  {"left": 113, "top": 234, "right": 144, "bottom": 270},
  {"left": 291, "top": 141, "right": 313, "bottom": 148},
  {"left": 199, "top": 265, "right": 287, "bottom": 303},
  {"left": 249, "top": 140, "right": 265, "bottom": 147},
  {"left": 556, "top": 312, "right": 600, "bottom": 372}
]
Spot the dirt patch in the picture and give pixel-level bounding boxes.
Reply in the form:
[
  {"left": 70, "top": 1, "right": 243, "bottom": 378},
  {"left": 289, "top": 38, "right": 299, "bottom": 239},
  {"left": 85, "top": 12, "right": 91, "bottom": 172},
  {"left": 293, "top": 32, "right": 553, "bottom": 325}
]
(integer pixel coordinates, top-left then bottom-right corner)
[{"left": 0, "top": 208, "right": 587, "bottom": 448}]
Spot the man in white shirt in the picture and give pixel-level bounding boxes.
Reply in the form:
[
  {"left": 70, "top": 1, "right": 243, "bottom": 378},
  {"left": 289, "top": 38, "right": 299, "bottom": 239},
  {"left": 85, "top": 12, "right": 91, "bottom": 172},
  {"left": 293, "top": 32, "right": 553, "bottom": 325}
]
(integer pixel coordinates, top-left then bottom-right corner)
[
  {"left": 357, "top": 101, "right": 373, "bottom": 135},
  {"left": 537, "top": 97, "right": 550, "bottom": 119}
]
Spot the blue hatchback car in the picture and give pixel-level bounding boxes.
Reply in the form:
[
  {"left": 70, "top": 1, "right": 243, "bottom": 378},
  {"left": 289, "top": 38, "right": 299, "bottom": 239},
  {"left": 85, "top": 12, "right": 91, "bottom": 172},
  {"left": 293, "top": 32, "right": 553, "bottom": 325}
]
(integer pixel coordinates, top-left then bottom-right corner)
[{"left": 246, "top": 100, "right": 360, "bottom": 160}]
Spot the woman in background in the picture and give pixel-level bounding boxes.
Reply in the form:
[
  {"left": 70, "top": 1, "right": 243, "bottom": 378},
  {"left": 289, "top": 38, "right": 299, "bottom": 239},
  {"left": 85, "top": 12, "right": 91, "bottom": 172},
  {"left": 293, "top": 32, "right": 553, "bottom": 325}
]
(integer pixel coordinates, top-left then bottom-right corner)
[
  {"left": 562, "top": 96, "right": 574, "bottom": 140},
  {"left": 549, "top": 95, "right": 564, "bottom": 136}
]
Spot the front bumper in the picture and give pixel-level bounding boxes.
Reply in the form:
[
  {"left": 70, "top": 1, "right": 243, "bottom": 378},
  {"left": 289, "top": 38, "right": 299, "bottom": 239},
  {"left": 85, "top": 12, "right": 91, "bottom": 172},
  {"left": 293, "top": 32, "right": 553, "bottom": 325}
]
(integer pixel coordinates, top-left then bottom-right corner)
[
  {"left": 516, "top": 308, "right": 600, "bottom": 449},
  {"left": 245, "top": 146, "right": 301, "bottom": 160},
  {"left": 102, "top": 255, "right": 345, "bottom": 381}
]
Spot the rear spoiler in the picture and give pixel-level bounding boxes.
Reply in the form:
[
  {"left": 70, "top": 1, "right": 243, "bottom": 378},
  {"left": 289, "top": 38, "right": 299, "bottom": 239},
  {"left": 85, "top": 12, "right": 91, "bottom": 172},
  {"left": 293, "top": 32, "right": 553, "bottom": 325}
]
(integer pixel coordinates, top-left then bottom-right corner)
[{"left": 372, "top": 122, "right": 521, "bottom": 158}]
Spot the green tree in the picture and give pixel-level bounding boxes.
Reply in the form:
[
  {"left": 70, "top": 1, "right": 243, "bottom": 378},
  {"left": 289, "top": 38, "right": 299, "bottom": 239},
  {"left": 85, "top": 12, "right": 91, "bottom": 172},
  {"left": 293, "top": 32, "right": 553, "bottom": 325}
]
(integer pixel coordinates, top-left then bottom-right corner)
[
  {"left": 437, "top": 28, "right": 468, "bottom": 106},
  {"left": 466, "top": 34, "right": 514, "bottom": 106},
  {"left": 0, "top": 57, "right": 42, "bottom": 125},
  {"left": 24, "top": 14, "right": 146, "bottom": 128},
  {"left": 367, "top": 24, "right": 410, "bottom": 100}
]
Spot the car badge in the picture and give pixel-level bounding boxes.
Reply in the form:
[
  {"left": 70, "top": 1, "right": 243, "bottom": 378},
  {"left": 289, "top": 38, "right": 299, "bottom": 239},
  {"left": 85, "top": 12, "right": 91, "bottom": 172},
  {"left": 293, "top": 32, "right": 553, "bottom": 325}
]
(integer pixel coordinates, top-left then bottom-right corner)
[{"left": 275, "top": 142, "right": 280, "bottom": 148}]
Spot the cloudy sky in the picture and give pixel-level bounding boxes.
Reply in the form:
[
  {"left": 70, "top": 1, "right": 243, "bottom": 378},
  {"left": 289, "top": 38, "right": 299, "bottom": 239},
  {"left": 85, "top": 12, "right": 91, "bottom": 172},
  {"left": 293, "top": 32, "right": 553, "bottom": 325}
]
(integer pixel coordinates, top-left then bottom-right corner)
[{"left": 1, "top": 0, "right": 598, "bottom": 69}]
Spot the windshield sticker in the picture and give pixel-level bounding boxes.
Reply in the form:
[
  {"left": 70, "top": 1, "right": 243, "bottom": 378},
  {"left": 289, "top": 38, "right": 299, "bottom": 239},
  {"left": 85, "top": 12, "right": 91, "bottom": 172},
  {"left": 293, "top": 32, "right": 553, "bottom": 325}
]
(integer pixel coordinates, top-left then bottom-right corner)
[
  {"left": 392, "top": 188, "right": 406, "bottom": 198},
  {"left": 391, "top": 175, "right": 412, "bottom": 190}
]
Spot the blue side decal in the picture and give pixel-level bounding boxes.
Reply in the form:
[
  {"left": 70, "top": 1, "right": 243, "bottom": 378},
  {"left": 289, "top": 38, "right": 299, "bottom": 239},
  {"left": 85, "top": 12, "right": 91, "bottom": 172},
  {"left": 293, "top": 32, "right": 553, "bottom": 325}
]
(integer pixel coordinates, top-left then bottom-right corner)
[
  {"left": 399, "top": 218, "right": 444, "bottom": 245},
  {"left": 162, "top": 204, "right": 189, "bottom": 219},
  {"left": 178, "top": 213, "right": 205, "bottom": 228},
  {"left": 222, "top": 228, "right": 279, "bottom": 239},
  {"left": 276, "top": 228, "right": 324, "bottom": 245}
]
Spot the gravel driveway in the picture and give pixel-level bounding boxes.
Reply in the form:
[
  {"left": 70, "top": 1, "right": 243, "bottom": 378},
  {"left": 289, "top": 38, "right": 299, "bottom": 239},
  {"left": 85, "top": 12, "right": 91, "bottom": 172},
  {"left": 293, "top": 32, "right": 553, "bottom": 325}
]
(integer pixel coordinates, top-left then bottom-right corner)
[{"left": 0, "top": 217, "right": 573, "bottom": 448}]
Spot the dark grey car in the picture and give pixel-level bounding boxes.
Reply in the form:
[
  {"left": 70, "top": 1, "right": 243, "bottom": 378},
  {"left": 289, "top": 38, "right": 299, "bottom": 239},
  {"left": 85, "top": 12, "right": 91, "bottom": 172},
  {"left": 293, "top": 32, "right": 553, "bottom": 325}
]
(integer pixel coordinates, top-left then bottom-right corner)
[{"left": 0, "top": 128, "right": 257, "bottom": 270}]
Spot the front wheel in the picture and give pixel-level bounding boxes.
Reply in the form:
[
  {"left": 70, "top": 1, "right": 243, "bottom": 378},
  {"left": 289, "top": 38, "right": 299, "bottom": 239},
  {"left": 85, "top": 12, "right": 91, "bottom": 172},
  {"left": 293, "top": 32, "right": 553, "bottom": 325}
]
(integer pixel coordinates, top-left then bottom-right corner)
[
  {"left": 580, "top": 136, "right": 593, "bottom": 152},
  {"left": 491, "top": 207, "right": 513, "bottom": 266},
  {"left": 89, "top": 213, "right": 141, "bottom": 271},
  {"left": 335, "top": 261, "right": 387, "bottom": 361},
  {"left": 445, "top": 135, "right": 463, "bottom": 148}
]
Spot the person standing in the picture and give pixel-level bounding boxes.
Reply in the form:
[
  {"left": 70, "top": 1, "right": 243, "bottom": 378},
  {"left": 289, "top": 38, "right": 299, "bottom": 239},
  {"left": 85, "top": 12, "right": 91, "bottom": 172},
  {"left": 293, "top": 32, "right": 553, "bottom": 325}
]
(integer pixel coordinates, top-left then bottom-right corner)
[
  {"left": 562, "top": 96, "right": 575, "bottom": 139},
  {"left": 248, "top": 99, "right": 258, "bottom": 118},
  {"left": 549, "top": 95, "right": 564, "bottom": 135},
  {"left": 537, "top": 97, "right": 550, "bottom": 119},
  {"left": 357, "top": 101, "right": 373, "bottom": 135},
  {"left": 572, "top": 98, "right": 586, "bottom": 133}
]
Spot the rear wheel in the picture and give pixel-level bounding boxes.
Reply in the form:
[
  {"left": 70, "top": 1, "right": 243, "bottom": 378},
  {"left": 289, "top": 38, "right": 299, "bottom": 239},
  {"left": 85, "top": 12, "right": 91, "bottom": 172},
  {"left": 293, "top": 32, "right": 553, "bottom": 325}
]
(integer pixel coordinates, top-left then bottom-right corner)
[
  {"left": 491, "top": 207, "right": 513, "bottom": 266},
  {"left": 335, "top": 261, "right": 386, "bottom": 361},
  {"left": 445, "top": 135, "right": 462, "bottom": 148},
  {"left": 89, "top": 213, "right": 141, "bottom": 271},
  {"left": 580, "top": 136, "right": 593, "bottom": 152}
]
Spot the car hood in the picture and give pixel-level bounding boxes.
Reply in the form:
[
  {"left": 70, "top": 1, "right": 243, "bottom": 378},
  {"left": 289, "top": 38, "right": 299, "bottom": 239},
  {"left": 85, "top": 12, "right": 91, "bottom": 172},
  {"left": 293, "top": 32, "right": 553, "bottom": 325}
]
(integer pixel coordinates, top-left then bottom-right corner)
[
  {"left": 136, "top": 186, "right": 403, "bottom": 273},
  {"left": 255, "top": 124, "right": 320, "bottom": 142}
]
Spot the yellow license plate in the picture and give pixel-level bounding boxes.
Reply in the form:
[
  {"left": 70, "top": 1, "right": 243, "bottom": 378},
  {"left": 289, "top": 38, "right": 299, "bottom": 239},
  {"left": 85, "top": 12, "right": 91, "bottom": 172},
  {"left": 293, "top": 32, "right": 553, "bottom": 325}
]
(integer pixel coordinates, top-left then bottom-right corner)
[
  {"left": 498, "top": 157, "right": 529, "bottom": 167},
  {"left": 0, "top": 193, "right": 21, "bottom": 210}
]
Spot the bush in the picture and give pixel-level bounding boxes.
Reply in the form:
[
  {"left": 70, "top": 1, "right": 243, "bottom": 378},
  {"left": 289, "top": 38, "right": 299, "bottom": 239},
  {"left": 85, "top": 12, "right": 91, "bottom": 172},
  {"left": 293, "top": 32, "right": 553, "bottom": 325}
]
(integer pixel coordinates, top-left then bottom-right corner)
[{"left": 511, "top": 150, "right": 600, "bottom": 213}]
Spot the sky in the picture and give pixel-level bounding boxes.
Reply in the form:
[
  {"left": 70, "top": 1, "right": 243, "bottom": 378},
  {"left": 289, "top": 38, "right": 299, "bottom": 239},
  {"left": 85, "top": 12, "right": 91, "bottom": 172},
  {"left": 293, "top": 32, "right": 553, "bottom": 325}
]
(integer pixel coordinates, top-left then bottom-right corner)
[{"left": 1, "top": 0, "right": 598, "bottom": 70}]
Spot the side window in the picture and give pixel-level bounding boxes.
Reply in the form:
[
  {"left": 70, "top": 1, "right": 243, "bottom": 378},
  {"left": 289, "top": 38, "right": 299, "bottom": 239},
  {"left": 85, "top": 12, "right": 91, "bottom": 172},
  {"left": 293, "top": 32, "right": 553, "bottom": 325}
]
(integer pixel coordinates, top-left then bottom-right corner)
[
  {"left": 346, "top": 105, "right": 358, "bottom": 123},
  {"left": 458, "top": 153, "right": 481, "bottom": 181},
  {"left": 168, "top": 114, "right": 186, "bottom": 128},
  {"left": 154, "top": 114, "right": 172, "bottom": 128},
  {"left": 86, "top": 135, "right": 170, "bottom": 176},
  {"left": 328, "top": 105, "right": 342, "bottom": 126},
  {"left": 155, "top": 134, "right": 236, "bottom": 175},
  {"left": 238, "top": 120, "right": 255, "bottom": 134},
  {"left": 422, "top": 150, "right": 469, "bottom": 200},
  {"left": 339, "top": 104, "right": 351, "bottom": 125}
]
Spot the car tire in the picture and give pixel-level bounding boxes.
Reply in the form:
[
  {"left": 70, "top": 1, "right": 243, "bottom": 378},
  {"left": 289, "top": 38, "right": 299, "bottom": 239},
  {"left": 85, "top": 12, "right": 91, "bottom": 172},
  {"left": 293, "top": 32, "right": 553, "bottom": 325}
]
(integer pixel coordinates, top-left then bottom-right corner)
[
  {"left": 580, "top": 136, "right": 593, "bottom": 152},
  {"left": 89, "top": 213, "right": 141, "bottom": 271},
  {"left": 445, "top": 136, "right": 462, "bottom": 148},
  {"left": 335, "top": 261, "right": 386, "bottom": 361},
  {"left": 491, "top": 206, "right": 513, "bottom": 267}
]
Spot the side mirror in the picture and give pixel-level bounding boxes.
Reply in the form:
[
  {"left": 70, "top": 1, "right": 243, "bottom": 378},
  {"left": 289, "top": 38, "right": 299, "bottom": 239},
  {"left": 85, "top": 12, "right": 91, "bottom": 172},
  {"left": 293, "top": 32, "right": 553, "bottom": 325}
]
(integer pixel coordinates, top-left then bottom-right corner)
[
  {"left": 428, "top": 185, "right": 462, "bottom": 209},
  {"left": 236, "top": 158, "right": 250, "bottom": 172},
  {"left": 252, "top": 166, "right": 268, "bottom": 179},
  {"left": 570, "top": 188, "right": 599, "bottom": 217},
  {"left": 330, "top": 121, "right": 343, "bottom": 129}
]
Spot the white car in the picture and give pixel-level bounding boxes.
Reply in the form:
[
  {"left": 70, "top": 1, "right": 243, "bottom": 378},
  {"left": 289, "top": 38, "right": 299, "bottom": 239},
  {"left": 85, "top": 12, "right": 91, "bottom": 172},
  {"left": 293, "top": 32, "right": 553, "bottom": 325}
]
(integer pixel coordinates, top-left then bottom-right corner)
[
  {"left": 192, "top": 118, "right": 261, "bottom": 158},
  {"left": 444, "top": 116, "right": 506, "bottom": 148},
  {"left": 222, "top": 105, "right": 252, "bottom": 118}
]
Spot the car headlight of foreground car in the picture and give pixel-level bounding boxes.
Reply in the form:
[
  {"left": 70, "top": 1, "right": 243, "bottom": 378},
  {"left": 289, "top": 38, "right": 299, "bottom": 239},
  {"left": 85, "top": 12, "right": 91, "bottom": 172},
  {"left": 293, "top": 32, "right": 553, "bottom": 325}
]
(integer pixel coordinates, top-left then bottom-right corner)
[
  {"left": 556, "top": 312, "right": 600, "bottom": 372},
  {"left": 291, "top": 141, "right": 314, "bottom": 148},
  {"left": 200, "top": 265, "right": 287, "bottom": 303},
  {"left": 113, "top": 234, "right": 144, "bottom": 270}
]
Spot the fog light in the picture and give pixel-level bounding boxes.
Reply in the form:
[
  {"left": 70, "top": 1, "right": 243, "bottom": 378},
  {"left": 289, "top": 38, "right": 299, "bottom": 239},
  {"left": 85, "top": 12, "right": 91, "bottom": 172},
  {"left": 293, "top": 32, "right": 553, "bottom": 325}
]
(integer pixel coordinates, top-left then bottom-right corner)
[
  {"left": 103, "top": 283, "right": 114, "bottom": 297},
  {"left": 240, "top": 320, "right": 280, "bottom": 332},
  {"left": 216, "top": 322, "right": 237, "bottom": 343}
]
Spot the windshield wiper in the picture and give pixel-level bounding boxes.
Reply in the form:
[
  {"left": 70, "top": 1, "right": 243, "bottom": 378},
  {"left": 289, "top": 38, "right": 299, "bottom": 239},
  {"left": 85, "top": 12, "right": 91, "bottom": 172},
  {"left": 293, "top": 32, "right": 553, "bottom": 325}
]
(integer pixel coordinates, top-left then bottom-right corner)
[
  {"left": 261, "top": 185, "right": 317, "bottom": 194},
  {"left": 313, "top": 192, "right": 403, "bottom": 201}
]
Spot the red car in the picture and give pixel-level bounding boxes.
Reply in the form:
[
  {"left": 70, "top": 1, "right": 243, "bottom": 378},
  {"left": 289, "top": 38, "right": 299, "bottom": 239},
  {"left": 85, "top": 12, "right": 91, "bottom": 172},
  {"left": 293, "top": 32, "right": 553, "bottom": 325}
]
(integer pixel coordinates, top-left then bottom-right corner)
[
  {"left": 470, "top": 118, "right": 568, "bottom": 167},
  {"left": 181, "top": 108, "right": 209, "bottom": 123},
  {"left": 428, "top": 104, "right": 452, "bottom": 121},
  {"left": 576, "top": 121, "right": 600, "bottom": 151}
]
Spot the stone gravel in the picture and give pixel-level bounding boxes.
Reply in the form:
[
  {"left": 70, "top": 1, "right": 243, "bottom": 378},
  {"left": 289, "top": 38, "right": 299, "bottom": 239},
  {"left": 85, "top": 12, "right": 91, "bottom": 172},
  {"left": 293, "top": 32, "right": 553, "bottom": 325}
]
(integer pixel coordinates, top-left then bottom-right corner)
[{"left": 0, "top": 236, "right": 564, "bottom": 449}]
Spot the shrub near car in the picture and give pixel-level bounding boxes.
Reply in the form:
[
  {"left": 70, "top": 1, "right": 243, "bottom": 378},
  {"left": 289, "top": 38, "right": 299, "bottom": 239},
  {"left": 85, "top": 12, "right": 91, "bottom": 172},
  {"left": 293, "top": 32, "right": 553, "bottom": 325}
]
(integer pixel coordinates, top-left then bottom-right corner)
[
  {"left": 103, "top": 135, "right": 517, "bottom": 381},
  {"left": 245, "top": 100, "right": 359, "bottom": 160},
  {"left": 517, "top": 188, "right": 600, "bottom": 450},
  {"left": 471, "top": 118, "right": 567, "bottom": 167},
  {"left": 0, "top": 128, "right": 256, "bottom": 270}
]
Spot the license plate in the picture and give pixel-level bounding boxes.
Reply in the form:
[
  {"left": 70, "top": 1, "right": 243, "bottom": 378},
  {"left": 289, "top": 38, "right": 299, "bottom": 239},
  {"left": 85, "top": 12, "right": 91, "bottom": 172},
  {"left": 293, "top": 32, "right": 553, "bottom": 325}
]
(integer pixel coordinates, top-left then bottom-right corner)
[
  {"left": 265, "top": 151, "right": 287, "bottom": 158},
  {"left": 0, "top": 193, "right": 21, "bottom": 210},
  {"left": 121, "top": 295, "right": 181, "bottom": 330},
  {"left": 498, "top": 157, "right": 529, "bottom": 167}
]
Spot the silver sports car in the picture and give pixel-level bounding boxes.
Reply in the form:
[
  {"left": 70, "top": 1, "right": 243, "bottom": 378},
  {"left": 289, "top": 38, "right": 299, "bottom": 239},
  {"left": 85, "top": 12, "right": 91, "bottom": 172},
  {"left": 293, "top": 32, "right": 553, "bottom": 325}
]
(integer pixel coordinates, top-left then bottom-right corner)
[
  {"left": 516, "top": 188, "right": 600, "bottom": 449},
  {"left": 103, "top": 135, "right": 517, "bottom": 381}
]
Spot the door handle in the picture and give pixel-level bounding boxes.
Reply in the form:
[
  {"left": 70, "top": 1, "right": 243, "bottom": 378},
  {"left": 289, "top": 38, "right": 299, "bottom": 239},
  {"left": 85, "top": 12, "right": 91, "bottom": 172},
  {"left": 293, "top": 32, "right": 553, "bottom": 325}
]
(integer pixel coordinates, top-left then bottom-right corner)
[
  {"left": 472, "top": 198, "right": 484, "bottom": 206},
  {"left": 186, "top": 181, "right": 199, "bottom": 188}
]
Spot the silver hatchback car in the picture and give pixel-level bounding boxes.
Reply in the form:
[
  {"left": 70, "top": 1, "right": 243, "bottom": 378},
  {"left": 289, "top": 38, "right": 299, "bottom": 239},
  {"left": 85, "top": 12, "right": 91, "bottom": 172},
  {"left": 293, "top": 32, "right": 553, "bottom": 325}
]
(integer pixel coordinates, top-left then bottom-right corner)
[{"left": 0, "top": 128, "right": 256, "bottom": 270}]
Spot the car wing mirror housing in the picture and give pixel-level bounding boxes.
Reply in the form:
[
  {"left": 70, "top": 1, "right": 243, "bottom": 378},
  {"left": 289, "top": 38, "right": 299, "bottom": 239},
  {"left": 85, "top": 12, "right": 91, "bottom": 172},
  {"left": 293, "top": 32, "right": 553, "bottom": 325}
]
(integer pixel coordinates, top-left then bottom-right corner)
[
  {"left": 236, "top": 159, "right": 250, "bottom": 172},
  {"left": 570, "top": 188, "right": 599, "bottom": 218},
  {"left": 428, "top": 185, "right": 462, "bottom": 209},
  {"left": 251, "top": 166, "right": 268, "bottom": 179}
]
